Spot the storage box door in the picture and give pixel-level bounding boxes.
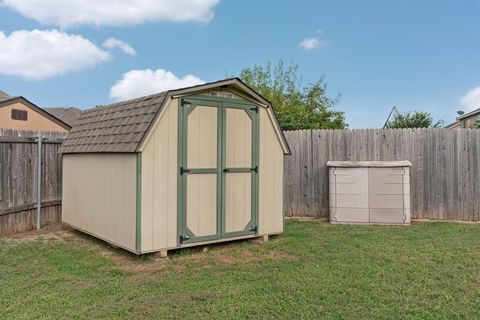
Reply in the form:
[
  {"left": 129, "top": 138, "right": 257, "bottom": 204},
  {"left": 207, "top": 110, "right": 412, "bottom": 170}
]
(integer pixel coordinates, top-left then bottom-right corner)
[
  {"left": 368, "top": 168, "right": 406, "bottom": 224},
  {"left": 331, "top": 167, "right": 369, "bottom": 223}
]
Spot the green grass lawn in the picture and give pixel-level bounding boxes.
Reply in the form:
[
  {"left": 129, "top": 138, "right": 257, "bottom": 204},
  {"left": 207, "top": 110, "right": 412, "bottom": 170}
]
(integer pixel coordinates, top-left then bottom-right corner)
[{"left": 2, "top": 220, "right": 480, "bottom": 319}]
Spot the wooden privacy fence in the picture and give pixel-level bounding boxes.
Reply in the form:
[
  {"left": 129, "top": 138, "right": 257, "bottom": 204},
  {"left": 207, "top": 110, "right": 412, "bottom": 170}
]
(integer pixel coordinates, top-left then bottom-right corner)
[
  {"left": 0, "top": 129, "right": 66, "bottom": 235},
  {"left": 284, "top": 128, "right": 480, "bottom": 221}
]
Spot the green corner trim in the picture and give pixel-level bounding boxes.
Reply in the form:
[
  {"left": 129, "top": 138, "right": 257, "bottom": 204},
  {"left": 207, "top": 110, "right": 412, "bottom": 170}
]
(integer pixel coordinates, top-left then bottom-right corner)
[{"left": 136, "top": 153, "right": 142, "bottom": 253}]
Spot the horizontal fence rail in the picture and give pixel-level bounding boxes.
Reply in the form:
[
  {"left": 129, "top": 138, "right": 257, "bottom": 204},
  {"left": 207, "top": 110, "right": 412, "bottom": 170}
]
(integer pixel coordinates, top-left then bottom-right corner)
[
  {"left": 0, "top": 129, "right": 66, "bottom": 235},
  {"left": 284, "top": 128, "right": 480, "bottom": 221}
]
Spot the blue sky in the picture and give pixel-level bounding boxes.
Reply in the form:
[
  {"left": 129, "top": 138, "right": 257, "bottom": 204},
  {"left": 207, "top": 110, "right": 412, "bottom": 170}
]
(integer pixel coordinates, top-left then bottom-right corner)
[{"left": 1, "top": 0, "right": 480, "bottom": 128}]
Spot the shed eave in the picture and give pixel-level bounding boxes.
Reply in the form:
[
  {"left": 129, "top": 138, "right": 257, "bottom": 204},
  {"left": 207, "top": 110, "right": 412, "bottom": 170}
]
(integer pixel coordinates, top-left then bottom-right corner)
[{"left": 168, "top": 78, "right": 291, "bottom": 155}]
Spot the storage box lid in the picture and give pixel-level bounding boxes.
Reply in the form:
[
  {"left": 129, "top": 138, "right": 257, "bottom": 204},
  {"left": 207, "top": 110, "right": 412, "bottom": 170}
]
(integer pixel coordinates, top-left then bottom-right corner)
[{"left": 327, "top": 160, "right": 412, "bottom": 168}]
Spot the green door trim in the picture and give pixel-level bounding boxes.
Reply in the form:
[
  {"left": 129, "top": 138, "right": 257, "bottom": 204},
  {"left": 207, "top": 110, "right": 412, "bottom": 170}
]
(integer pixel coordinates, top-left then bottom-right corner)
[
  {"left": 177, "top": 95, "right": 259, "bottom": 246},
  {"left": 221, "top": 103, "right": 259, "bottom": 238},
  {"left": 135, "top": 153, "right": 142, "bottom": 253},
  {"left": 177, "top": 98, "right": 222, "bottom": 245},
  {"left": 182, "top": 94, "right": 258, "bottom": 107}
]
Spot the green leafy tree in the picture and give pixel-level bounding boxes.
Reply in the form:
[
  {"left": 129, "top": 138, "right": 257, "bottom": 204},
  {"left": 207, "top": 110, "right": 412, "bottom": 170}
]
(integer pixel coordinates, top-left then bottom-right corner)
[
  {"left": 235, "top": 61, "right": 347, "bottom": 130},
  {"left": 474, "top": 119, "right": 480, "bottom": 129},
  {"left": 385, "top": 111, "right": 442, "bottom": 129}
]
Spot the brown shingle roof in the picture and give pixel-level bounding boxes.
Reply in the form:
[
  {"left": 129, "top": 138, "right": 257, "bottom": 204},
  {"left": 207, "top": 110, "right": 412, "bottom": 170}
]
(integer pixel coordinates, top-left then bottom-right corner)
[
  {"left": 59, "top": 92, "right": 168, "bottom": 153},
  {"left": 0, "top": 91, "right": 17, "bottom": 103},
  {"left": 59, "top": 78, "right": 291, "bottom": 155}
]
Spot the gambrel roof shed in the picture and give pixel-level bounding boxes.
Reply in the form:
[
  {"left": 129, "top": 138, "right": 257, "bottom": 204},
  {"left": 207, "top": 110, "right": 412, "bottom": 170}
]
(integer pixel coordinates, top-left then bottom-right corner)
[{"left": 61, "top": 78, "right": 289, "bottom": 256}]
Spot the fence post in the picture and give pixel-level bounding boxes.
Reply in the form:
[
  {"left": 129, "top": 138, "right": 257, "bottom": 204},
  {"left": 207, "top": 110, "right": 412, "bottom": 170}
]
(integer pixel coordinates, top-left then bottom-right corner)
[{"left": 35, "top": 134, "right": 42, "bottom": 229}]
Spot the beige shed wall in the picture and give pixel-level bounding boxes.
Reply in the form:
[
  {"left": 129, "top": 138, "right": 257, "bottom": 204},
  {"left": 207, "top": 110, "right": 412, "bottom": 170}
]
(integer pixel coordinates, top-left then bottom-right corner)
[
  {"left": 0, "top": 101, "right": 68, "bottom": 132},
  {"left": 62, "top": 153, "right": 137, "bottom": 251},
  {"left": 140, "top": 98, "right": 178, "bottom": 252},
  {"left": 258, "top": 107, "right": 284, "bottom": 235}
]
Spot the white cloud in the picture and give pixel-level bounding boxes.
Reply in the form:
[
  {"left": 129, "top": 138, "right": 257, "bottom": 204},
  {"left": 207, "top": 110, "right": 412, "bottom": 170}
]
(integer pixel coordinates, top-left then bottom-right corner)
[
  {"left": 299, "top": 37, "right": 328, "bottom": 50},
  {"left": 110, "top": 69, "right": 204, "bottom": 101},
  {"left": 1, "top": 0, "right": 220, "bottom": 28},
  {"left": 460, "top": 86, "right": 480, "bottom": 112},
  {"left": 103, "top": 38, "right": 136, "bottom": 56},
  {"left": 0, "top": 29, "right": 110, "bottom": 80}
]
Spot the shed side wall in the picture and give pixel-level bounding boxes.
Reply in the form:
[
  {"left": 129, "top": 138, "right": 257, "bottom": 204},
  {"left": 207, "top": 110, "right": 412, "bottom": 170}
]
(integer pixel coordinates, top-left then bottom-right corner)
[
  {"left": 141, "top": 98, "right": 178, "bottom": 252},
  {"left": 258, "top": 107, "right": 284, "bottom": 234},
  {"left": 62, "top": 153, "right": 137, "bottom": 251}
]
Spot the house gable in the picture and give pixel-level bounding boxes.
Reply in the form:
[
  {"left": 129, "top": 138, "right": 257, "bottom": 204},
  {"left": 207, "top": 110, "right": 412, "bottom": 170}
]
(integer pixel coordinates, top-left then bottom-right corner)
[{"left": 0, "top": 97, "right": 71, "bottom": 132}]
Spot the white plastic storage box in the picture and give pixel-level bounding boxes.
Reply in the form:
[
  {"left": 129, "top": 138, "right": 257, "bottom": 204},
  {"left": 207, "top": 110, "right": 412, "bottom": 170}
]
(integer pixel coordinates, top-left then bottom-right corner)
[{"left": 327, "top": 161, "right": 412, "bottom": 225}]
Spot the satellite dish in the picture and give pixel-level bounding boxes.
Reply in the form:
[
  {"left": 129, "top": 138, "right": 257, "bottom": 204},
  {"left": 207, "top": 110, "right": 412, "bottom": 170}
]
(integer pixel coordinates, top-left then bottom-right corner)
[{"left": 457, "top": 110, "right": 465, "bottom": 116}]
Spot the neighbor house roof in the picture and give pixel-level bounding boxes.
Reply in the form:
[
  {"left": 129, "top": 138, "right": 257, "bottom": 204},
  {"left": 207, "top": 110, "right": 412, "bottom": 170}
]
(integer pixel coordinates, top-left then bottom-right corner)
[
  {"left": 44, "top": 107, "right": 83, "bottom": 127},
  {"left": 445, "top": 121, "right": 461, "bottom": 129},
  {"left": 60, "top": 78, "right": 291, "bottom": 154},
  {"left": 457, "top": 107, "right": 480, "bottom": 120},
  {"left": 0, "top": 95, "right": 72, "bottom": 130},
  {"left": 0, "top": 90, "right": 17, "bottom": 102}
]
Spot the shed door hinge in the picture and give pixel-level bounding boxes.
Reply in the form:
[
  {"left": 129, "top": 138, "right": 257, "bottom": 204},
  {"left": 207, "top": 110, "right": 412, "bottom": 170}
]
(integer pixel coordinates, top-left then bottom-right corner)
[
  {"left": 179, "top": 234, "right": 190, "bottom": 243},
  {"left": 180, "top": 167, "right": 191, "bottom": 175},
  {"left": 250, "top": 166, "right": 258, "bottom": 173},
  {"left": 181, "top": 99, "right": 192, "bottom": 107},
  {"left": 249, "top": 225, "right": 258, "bottom": 233},
  {"left": 250, "top": 106, "right": 258, "bottom": 113}
]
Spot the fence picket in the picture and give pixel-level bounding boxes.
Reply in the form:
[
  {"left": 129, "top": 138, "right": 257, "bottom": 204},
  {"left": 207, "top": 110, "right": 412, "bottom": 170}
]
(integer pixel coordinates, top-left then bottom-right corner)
[{"left": 0, "top": 129, "right": 66, "bottom": 235}]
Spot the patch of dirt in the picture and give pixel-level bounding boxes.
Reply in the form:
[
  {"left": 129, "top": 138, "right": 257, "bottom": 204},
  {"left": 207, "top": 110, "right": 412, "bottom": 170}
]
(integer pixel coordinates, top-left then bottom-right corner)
[
  {"left": 173, "top": 264, "right": 188, "bottom": 272},
  {"left": 243, "top": 249, "right": 254, "bottom": 257},
  {"left": 217, "top": 255, "right": 235, "bottom": 265},
  {"left": 268, "top": 251, "right": 297, "bottom": 260},
  {"left": 1, "top": 224, "right": 76, "bottom": 243},
  {"left": 2, "top": 226, "right": 297, "bottom": 274},
  {"left": 114, "top": 238, "right": 298, "bottom": 274}
]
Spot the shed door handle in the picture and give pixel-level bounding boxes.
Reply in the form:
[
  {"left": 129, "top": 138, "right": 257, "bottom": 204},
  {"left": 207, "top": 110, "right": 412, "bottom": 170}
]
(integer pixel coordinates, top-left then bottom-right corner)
[{"left": 180, "top": 167, "right": 191, "bottom": 175}]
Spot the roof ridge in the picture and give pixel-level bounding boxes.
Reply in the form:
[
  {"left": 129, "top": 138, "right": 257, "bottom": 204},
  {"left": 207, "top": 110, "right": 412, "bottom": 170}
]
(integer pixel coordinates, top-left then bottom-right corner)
[
  {"left": 458, "top": 107, "right": 480, "bottom": 119},
  {"left": 60, "top": 78, "right": 290, "bottom": 155},
  {"left": 82, "top": 91, "right": 168, "bottom": 114}
]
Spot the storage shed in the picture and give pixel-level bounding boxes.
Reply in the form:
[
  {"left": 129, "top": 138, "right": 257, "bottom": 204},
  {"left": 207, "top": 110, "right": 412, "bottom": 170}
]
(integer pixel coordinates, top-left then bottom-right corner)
[
  {"left": 328, "top": 161, "right": 411, "bottom": 225},
  {"left": 60, "top": 78, "right": 290, "bottom": 256}
]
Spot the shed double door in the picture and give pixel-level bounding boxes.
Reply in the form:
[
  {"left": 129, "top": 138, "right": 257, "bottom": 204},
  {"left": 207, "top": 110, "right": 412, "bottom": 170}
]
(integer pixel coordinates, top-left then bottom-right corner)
[{"left": 178, "top": 97, "right": 259, "bottom": 244}]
